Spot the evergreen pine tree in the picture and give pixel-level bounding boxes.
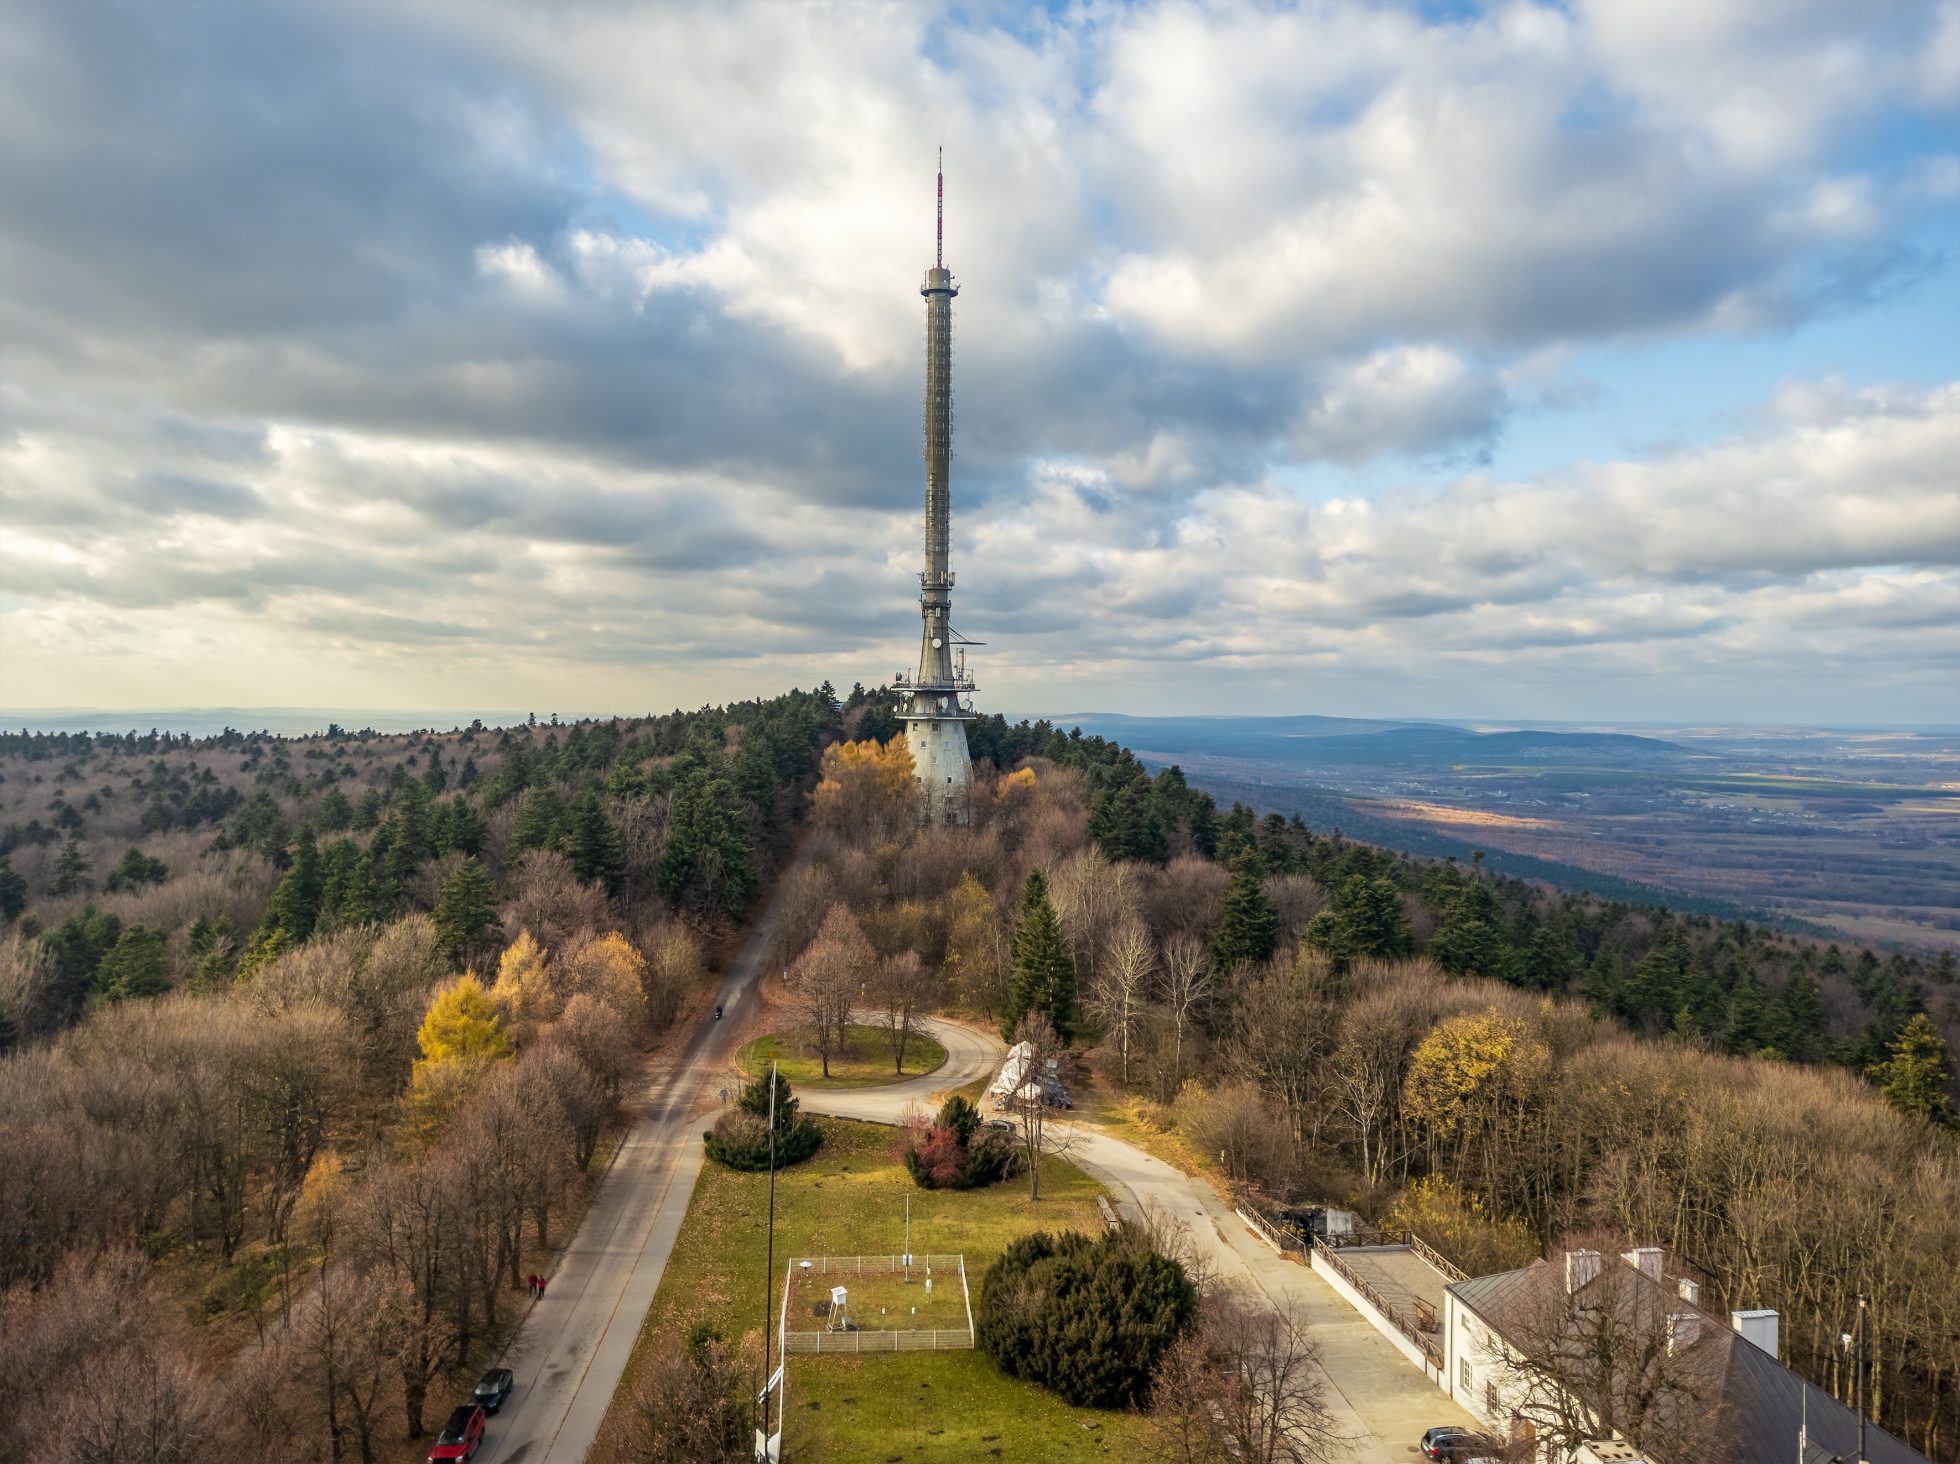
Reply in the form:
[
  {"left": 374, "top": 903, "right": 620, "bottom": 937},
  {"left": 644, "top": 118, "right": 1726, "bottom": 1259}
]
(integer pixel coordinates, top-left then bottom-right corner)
[
  {"left": 96, "top": 924, "right": 170, "bottom": 1002},
  {"left": 511, "top": 786, "right": 563, "bottom": 855},
  {"left": 567, "top": 790, "right": 627, "bottom": 894},
  {"left": 732, "top": 733, "right": 778, "bottom": 815},
  {"left": 434, "top": 856, "right": 498, "bottom": 964},
  {"left": 264, "top": 826, "right": 324, "bottom": 943},
  {"left": 1331, "top": 873, "right": 1412, "bottom": 965},
  {"left": 51, "top": 836, "right": 92, "bottom": 896},
  {"left": 1003, "top": 869, "right": 1076, "bottom": 1043},
  {"left": 1868, "top": 1014, "right": 1954, "bottom": 1124},
  {"left": 1781, "top": 966, "right": 1825, "bottom": 1062},
  {"left": 1211, "top": 850, "right": 1281, "bottom": 972},
  {"left": 0, "top": 854, "right": 25, "bottom": 923},
  {"left": 422, "top": 746, "right": 447, "bottom": 793},
  {"left": 1428, "top": 880, "right": 1517, "bottom": 984}
]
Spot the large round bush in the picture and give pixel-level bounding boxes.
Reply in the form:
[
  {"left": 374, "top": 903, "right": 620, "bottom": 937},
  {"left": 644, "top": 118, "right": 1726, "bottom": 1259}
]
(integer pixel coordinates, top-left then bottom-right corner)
[{"left": 975, "top": 1227, "right": 1197, "bottom": 1407}]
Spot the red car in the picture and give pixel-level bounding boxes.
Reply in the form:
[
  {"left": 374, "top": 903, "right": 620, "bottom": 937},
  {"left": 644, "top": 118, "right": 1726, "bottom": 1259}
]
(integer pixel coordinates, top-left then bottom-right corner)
[{"left": 428, "top": 1402, "right": 486, "bottom": 1462}]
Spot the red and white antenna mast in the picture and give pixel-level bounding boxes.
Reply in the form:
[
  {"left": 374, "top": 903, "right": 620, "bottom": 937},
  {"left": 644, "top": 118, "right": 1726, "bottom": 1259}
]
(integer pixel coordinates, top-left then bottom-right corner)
[{"left": 936, "top": 145, "right": 944, "bottom": 268}]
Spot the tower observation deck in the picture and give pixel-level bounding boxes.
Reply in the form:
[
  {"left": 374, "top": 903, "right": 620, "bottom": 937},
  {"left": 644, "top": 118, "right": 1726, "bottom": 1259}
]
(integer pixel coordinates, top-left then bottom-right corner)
[{"left": 894, "top": 151, "right": 977, "bottom": 824}]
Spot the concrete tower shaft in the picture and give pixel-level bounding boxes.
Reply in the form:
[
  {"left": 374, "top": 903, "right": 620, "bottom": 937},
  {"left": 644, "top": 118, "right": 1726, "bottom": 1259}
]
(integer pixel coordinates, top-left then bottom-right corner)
[
  {"left": 896, "top": 151, "right": 975, "bottom": 825},
  {"left": 917, "top": 261, "right": 957, "bottom": 688}
]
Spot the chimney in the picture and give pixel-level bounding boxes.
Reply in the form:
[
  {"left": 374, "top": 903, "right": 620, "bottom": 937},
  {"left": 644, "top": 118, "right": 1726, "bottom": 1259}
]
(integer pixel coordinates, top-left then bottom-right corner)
[
  {"left": 1677, "top": 1277, "right": 1701, "bottom": 1306},
  {"left": 1667, "top": 1312, "right": 1703, "bottom": 1355},
  {"left": 1565, "top": 1249, "right": 1602, "bottom": 1294},
  {"left": 1622, "top": 1247, "right": 1663, "bottom": 1281},
  {"left": 1731, "top": 1308, "right": 1779, "bottom": 1357}
]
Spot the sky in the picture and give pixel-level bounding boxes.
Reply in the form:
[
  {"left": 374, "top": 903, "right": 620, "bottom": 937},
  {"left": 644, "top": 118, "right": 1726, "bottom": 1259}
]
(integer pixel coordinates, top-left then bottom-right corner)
[{"left": 1, "top": 0, "right": 1956, "bottom": 725}]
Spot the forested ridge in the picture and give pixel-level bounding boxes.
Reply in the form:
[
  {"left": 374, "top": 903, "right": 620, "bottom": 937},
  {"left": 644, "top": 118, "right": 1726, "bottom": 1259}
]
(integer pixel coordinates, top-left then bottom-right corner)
[
  {"left": 788, "top": 688, "right": 1959, "bottom": 1459},
  {"left": 1, "top": 687, "right": 1956, "bottom": 1460},
  {"left": 0, "top": 689, "right": 835, "bottom": 1460}
]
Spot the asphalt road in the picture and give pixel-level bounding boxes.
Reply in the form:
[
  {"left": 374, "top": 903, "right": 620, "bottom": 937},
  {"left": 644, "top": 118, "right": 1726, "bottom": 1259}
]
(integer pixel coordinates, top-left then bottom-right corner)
[
  {"left": 803, "top": 1020, "right": 1477, "bottom": 1464},
  {"left": 471, "top": 880, "right": 800, "bottom": 1464},
  {"left": 472, "top": 965, "right": 1468, "bottom": 1464}
]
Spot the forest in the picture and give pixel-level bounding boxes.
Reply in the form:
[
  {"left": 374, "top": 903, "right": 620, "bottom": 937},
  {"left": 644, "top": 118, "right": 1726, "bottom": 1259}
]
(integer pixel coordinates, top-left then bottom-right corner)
[
  {"left": 0, "top": 684, "right": 1955, "bottom": 1460},
  {"left": 0, "top": 689, "right": 834, "bottom": 1460}
]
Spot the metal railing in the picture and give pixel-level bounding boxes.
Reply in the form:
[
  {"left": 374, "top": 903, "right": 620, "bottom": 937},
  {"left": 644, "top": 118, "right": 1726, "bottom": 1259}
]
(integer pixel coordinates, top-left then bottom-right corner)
[{"left": 1311, "top": 1236, "right": 1444, "bottom": 1372}]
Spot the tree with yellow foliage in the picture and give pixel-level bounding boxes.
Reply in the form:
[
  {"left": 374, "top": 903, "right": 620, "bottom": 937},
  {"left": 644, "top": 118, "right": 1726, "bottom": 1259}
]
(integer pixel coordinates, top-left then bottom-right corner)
[
  {"left": 559, "top": 931, "right": 650, "bottom": 1032},
  {"left": 811, "top": 736, "right": 915, "bottom": 845},
  {"left": 492, "top": 929, "right": 558, "bottom": 1045},
  {"left": 941, "top": 872, "right": 1008, "bottom": 1016},
  {"left": 1403, "top": 1008, "right": 1551, "bottom": 1214},
  {"left": 407, "top": 973, "right": 511, "bottom": 1136}
]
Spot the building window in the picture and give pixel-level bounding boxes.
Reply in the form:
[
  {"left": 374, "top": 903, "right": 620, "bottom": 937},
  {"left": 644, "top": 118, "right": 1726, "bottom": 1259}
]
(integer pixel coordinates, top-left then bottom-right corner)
[{"left": 1459, "top": 1357, "right": 1472, "bottom": 1391}]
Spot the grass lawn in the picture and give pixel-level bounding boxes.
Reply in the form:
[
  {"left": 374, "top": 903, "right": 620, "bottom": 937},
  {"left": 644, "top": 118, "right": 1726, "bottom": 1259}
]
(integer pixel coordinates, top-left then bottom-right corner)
[
  {"left": 741, "top": 1023, "right": 947, "bottom": 1089},
  {"left": 593, "top": 1117, "right": 1154, "bottom": 1463}
]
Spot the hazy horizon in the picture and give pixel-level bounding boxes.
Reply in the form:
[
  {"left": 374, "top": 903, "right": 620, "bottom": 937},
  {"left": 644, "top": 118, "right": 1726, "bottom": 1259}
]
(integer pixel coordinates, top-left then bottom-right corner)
[{"left": 3, "top": 1, "right": 1956, "bottom": 724}]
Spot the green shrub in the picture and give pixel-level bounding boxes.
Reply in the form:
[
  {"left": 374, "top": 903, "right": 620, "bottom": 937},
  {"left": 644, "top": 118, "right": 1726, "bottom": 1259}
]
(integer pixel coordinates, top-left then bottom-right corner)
[
  {"left": 904, "top": 1094, "right": 1014, "bottom": 1190},
  {"left": 704, "top": 1068, "right": 821, "bottom": 1171},
  {"left": 975, "top": 1226, "right": 1197, "bottom": 1407}
]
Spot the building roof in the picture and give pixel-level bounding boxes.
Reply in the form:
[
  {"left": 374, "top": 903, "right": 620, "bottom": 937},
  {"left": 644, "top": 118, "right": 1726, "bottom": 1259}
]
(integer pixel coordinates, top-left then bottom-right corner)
[{"left": 1445, "top": 1260, "right": 1927, "bottom": 1464}]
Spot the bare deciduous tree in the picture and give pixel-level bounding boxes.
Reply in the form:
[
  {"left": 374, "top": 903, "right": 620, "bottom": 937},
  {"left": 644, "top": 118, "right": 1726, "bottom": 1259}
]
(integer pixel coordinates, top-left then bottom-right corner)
[
  {"left": 872, "top": 948, "right": 934, "bottom": 1074},
  {"left": 791, "top": 904, "right": 873, "bottom": 1078},
  {"left": 1160, "top": 934, "right": 1213, "bottom": 1090},
  {"left": 1090, "top": 920, "right": 1155, "bottom": 1086},
  {"left": 1475, "top": 1247, "right": 1738, "bottom": 1464},
  {"left": 1144, "top": 1294, "right": 1349, "bottom": 1464}
]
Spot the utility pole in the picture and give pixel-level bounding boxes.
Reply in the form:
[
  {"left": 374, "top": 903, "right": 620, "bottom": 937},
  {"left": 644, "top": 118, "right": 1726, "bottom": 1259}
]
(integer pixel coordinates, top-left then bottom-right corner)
[
  {"left": 1855, "top": 1292, "right": 1870, "bottom": 1464},
  {"left": 757, "top": 1062, "right": 781, "bottom": 1462}
]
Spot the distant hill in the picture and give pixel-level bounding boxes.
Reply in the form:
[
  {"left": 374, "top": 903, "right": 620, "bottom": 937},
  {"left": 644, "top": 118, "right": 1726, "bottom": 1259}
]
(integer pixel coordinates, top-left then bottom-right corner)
[{"left": 1039, "top": 712, "right": 1687, "bottom": 767}]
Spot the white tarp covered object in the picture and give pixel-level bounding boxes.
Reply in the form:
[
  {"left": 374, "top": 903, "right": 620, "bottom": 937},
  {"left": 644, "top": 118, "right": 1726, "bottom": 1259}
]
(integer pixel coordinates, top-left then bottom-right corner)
[{"left": 987, "top": 1040, "right": 1037, "bottom": 1103}]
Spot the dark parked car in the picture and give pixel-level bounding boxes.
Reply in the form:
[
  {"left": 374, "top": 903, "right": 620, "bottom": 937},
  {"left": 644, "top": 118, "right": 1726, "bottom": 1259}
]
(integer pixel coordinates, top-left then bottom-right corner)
[
  {"left": 428, "top": 1402, "right": 486, "bottom": 1462},
  {"left": 472, "top": 1367, "right": 514, "bottom": 1414},
  {"left": 1421, "top": 1427, "right": 1492, "bottom": 1461}
]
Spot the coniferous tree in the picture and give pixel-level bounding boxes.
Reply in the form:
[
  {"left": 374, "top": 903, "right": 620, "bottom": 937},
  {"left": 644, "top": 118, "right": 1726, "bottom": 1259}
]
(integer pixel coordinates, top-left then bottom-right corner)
[
  {"left": 1002, "top": 869, "right": 1076, "bottom": 1043},
  {"left": 263, "top": 826, "right": 324, "bottom": 944},
  {"left": 96, "top": 924, "right": 170, "bottom": 1002},
  {"left": 1869, "top": 1014, "right": 1954, "bottom": 1124},
  {"left": 0, "top": 854, "right": 25, "bottom": 923},
  {"left": 731, "top": 733, "right": 778, "bottom": 816},
  {"left": 1429, "top": 880, "right": 1517, "bottom": 984},
  {"left": 51, "top": 836, "right": 92, "bottom": 896},
  {"left": 567, "top": 791, "right": 626, "bottom": 894},
  {"left": 656, "top": 771, "right": 757, "bottom": 920},
  {"left": 1211, "top": 850, "right": 1280, "bottom": 972},
  {"left": 317, "top": 785, "right": 353, "bottom": 831},
  {"left": 434, "top": 856, "right": 498, "bottom": 964},
  {"left": 1781, "top": 966, "right": 1825, "bottom": 1062},
  {"left": 511, "top": 786, "right": 563, "bottom": 856}
]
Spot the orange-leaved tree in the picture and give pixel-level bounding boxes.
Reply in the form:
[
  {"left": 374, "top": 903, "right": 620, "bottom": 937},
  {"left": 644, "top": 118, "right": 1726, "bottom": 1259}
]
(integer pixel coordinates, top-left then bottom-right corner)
[{"left": 811, "top": 735, "right": 916, "bottom": 845}]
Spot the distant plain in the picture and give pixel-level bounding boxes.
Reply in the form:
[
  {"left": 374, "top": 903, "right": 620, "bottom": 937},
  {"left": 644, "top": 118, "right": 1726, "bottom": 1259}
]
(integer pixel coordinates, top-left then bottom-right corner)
[{"left": 1042, "top": 713, "right": 1960, "bottom": 950}]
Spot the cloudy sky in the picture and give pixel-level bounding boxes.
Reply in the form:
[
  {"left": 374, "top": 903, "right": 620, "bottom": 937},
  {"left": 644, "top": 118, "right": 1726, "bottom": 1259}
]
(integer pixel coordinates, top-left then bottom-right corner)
[{"left": 2, "top": 0, "right": 1956, "bottom": 724}]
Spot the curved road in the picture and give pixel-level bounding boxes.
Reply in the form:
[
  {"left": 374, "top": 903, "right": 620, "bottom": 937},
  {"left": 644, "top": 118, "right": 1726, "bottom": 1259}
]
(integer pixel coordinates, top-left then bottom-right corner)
[
  {"left": 801, "top": 1020, "right": 1474, "bottom": 1464},
  {"left": 475, "top": 969, "right": 1465, "bottom": 1464}
]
